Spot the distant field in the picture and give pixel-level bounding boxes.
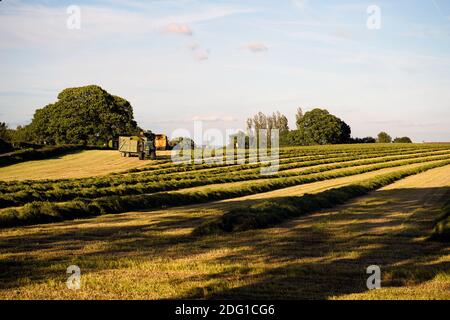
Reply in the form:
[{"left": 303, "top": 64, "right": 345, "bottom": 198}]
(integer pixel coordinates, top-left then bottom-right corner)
[
  {"left": 0, "top": 143, "right": 449, "bottom": 299},
  {"left": 0, "top": 150, "right": 171, "bottom": 181}
]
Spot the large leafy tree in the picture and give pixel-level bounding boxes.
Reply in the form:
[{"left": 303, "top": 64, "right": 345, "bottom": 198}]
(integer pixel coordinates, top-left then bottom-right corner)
[
  {"left": 28, "top": 85, "right": 138, "bottom": 145},
  {"left": 393, "top": 136, "right": 412, "bottom": 143},
  {"left": 377, "top": 132, "right": 392, "bottom": 143},
  {"left": 289, "top": 108, "right": 351, "bottom": 145}
]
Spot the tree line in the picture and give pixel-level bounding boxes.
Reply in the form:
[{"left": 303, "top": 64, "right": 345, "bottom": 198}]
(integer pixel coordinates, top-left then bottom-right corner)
[
  {"left": 240, "top": 108, "right": 412, "bottom": 146},
  {"left": 1, "top": 84, "right": 413, "bottom": 153}
]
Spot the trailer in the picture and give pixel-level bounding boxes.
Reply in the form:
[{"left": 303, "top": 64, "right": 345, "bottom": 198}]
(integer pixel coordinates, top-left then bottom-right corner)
[
  {"left": 155, "top": 134, "right": 170, "bottom": 150},
  {"left": 118, "top": 131, "right": 156, "bottom": 160}
]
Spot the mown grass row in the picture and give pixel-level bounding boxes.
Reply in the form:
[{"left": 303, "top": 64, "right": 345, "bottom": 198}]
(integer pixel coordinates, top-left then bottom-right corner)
[
  {"left": 122, "top": 144, "right": 446, "bottom": 175},
  {"left": 273, "top": 149, "right": 450, "bottom": 174},
  {"left": 0, "top": 144, "right": 431, "bottom": 192},
  {"left": 193, "top": 161, "right": 450, "bottom": 235},
  {"left": 430, "top": 198, "right": 450, "bottom": 242},
  {"left": 3, "top": 151, "right": 450, "bottom": 208},
  {"left": 219, "top": 148, "right": 450, "bottom": 177},
  {"left": 1, "top": 151, "right": 449, "bottom": 209},
  {"left": 110, "top": 146, "right": 450, "bottom": 183},
  {"left": 0, "top": 145, "right": 435, "bottom": 194},
  {"left": 0, "top": 146, "right": 446, "bottom": 199},
  {"left": 2, "top": 157, "right": 450, "bottom": 229},
  {"left": 110, "top": 144, "right": 441, "bottom": 178}
]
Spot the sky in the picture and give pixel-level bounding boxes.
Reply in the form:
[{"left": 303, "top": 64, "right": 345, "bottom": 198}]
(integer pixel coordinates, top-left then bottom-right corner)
[{"left": 1, "top": 0, "right": 450, "bottom": 142}]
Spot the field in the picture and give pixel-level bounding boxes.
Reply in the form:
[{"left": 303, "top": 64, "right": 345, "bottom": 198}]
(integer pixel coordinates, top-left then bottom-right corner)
[
  {"left": 0, "top": 144, "right": 449, "bottom": 299},
  {"left": 0, "top": 150, "right": 172, "bottom": 181}
]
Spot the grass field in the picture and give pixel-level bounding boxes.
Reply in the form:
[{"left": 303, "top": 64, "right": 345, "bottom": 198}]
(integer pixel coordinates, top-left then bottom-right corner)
[
  {"left": 0, "top": 150, "right": 172, "bottom": 181},
  {"left": 0, "top": 144, "right": 449, "bottom": 299}
]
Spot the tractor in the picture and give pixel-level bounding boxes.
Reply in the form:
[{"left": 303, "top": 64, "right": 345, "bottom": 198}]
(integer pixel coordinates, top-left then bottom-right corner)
[{"left": 118, "top": 131, "right": 157, "bottom": 160}]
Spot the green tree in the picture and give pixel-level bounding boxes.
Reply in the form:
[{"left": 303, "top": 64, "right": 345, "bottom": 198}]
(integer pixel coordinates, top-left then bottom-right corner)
[
  {"left": 286, "top": 129, "right": 305, "bottom": 146},
  {"left": 0, "top": 123, "right": 15, "bottom": 153},
  {"left": 295, "top": 107, "right": 303, "bottom": 129},
  {"left": 0, "top": 122, "right": 8, "bottom": 141},
  {"left": 10, "top": 125, "right": 33, "bottom": 145},
  {"left": 27, "top": 85, "right": 138, "bottom": 146},
  {"left": 393, "top": 136, "right": 412, "bottom": 143},
  {"left": 0, "top": 124, "right": 33, "bottom": 145},
  {"left": 377, "top": 132, "right": 392, "bottom": 143},
  {"left": 349, "top": 137, "right": 376, "bottom": 144},
  {"left": 246, "top": 111, "right": 289, "bottom": 133},
  {"left": 246, "top": 111, "right": 289, "bottom": 147},
  {"left": 292, "top": 108, "right": 351, "bottom": 145}
]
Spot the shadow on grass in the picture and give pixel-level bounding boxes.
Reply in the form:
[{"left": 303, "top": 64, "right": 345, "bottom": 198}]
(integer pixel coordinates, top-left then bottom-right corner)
[
  {"left": 0, "top": 187, "right": 449, "bottom": 298},
  {"left": 182, "top": 186, "right": 450, "bottom": 299}
]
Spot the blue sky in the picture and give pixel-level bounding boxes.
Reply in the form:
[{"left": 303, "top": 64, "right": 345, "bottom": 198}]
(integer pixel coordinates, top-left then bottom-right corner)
[{"left": 1, "top": 0, "right": 450, "bottom": 142}]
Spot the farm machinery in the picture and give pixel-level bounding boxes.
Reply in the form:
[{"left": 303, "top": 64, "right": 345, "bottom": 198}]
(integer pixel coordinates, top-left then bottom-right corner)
[{"left": 118, "top": 131, "right": 157, "bottom": 160}]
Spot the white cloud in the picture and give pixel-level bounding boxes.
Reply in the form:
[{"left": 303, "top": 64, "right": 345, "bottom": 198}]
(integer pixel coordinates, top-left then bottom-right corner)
[
  {"left": 243, "top": 42, "right": 268, "bottom": 52},
  {"left": 186, "top": 42, "right": 199, "bottom": 50},
  {"left": 194, "top": 50, "right": 209, "bottom": 61},
  {"left": 185, "top": 42, "right": 208, "bottom": 61},
  {"left": 0, "top": 2, "right": 254, "bottom": 48},
  {"left": 164, "top": 23, "right": 193, "bottom": 35},
  {"left": 164, "top": 6, "right": 255, "bottom": 24}
]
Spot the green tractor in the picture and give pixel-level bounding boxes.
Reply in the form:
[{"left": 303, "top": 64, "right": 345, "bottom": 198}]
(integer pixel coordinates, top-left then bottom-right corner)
[{"left": 118, "top": 131, "right": 157, "bottom": 160}]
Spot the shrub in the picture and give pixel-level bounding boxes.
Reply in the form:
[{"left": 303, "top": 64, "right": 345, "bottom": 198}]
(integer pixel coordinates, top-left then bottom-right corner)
[
  {"left": 393, "top": 137, "right": 413, "bottom": 144},
  {"left": 0, "top": 138, "right": 13, "bottom": 154},
  {"left": 377, "top": 132, "right": 392, "bottom": 143}
]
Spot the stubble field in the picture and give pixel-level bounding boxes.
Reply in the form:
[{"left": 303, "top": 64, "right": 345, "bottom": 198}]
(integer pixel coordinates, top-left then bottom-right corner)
[{"left": 0, "top": 144, "right": 449, "bottom": 299}]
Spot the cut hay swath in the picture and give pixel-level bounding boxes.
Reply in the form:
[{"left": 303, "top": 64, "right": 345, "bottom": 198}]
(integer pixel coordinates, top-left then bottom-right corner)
[{"left": 1, "top": 144, "right": 450, "bottom": 229}]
